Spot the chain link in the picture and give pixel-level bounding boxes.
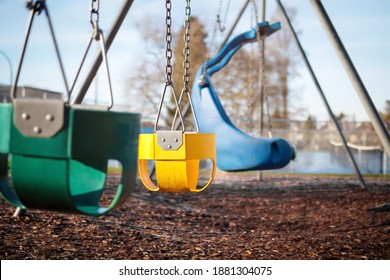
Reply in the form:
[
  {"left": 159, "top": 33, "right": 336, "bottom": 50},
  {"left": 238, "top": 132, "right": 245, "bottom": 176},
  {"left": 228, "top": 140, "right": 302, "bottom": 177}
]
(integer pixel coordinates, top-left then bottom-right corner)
[
  {"left": 90, "top": 0, "right": 99, "bottom": 31},
  {"left": 26, "top": 0, "right": 45, "bottom": 14},
  {"left": 203, "top": 0, "right": 227, "bottom": 76},
  {"left": 216, "top": 0, "right": 225, "bottom": 32},
  {"left": 264, "top": 85, "right": 272, "bottom": 137},
  {"left": 182, "top": 0, "right": 191, "bottom": 89},
  {"left": 165, "top": 0, "right": 173, "bottom": 84},
  {"left": 247, "top": 2, "right": 256, "bottom": 131},
  {"left": 251, "top": 0, "right": 272, "bottom": 137},
  {"left": 170, "top": 0, "right": 199, "bottom": 132}
]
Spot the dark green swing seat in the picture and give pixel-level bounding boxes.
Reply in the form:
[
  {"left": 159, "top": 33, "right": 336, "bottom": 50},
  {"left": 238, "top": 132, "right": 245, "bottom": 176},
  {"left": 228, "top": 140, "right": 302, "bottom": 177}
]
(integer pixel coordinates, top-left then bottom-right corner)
[
  {"left": 0, "top": 0, "right": 141, "bottom": 216},
  {"left": 0, "top": 101, "right": 140, "bottom": 216}
]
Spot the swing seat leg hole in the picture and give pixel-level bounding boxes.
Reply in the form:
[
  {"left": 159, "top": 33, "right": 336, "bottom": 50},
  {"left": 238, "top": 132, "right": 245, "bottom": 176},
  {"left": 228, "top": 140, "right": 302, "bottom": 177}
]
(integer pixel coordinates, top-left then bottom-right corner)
[
  {"left": 146, "top": 160, "right": 158, "bottom": 186},
  {"left": 197, "top": 159, "right": 214, "bottom": 189},
  {"left": 99, "top": 159, "right": 123, "bottom": 207}
]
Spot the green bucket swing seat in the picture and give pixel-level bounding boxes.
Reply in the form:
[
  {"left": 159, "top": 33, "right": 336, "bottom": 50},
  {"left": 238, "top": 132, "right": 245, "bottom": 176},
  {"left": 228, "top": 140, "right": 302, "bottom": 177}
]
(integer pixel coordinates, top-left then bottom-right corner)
[
  {"left": 0, "top": 0, "right": 141, "bottom": 216},
  {"left": 0, "top": 101, "right": 140, "bottom": 216}
]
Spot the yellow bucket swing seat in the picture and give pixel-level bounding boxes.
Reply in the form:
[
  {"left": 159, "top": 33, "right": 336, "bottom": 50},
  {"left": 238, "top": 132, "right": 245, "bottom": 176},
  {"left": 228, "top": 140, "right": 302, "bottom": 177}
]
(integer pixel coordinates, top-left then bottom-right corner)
[{"left": 138, "top": 83, "right": 216, "bottom": 193}]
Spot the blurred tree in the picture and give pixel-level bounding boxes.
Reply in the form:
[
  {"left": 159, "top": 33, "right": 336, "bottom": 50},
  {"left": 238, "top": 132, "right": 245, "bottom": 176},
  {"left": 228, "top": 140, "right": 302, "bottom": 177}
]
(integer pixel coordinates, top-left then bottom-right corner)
[
  {"left": 213, "top": 48, "right": 254, "bottom": 132},
  {"left": 124, "top": 17, "right": 165, "bottom": 127},
  {"left": 331, "top": 112, "right": 346, "bottom": 130},
  {"left": 303, "top": 114, "right": 316, "bottom": 149},
  {"left": 336, "top": 112, "right": 346, "bottom": 121},
  {"left": 303, "top": 115, "right": 316, "bottom": 130},
  {"left": 266, "top": 7, "right": 300, "bottom": 125},
  {"left": 381, "top": 100, "right": 390, "bottom": 127}
]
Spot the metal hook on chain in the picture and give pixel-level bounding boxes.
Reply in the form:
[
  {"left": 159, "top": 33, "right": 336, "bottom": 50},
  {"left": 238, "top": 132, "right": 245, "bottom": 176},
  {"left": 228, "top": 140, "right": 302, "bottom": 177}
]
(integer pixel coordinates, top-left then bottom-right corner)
[
  {"left": 12, "top": 0, "right": 70, "bottom": 102},
  {"left": 70, "top": 0, "right": 113, "bottom": 109},
  {"left": 26, "top": 0, "right": 45, "bottom": 14},
  {"left": 155, "top": 82, "right": 185, "bottom": 132},
  {"left": 90, "top": 0, "right": 100, "bottom": 39}
]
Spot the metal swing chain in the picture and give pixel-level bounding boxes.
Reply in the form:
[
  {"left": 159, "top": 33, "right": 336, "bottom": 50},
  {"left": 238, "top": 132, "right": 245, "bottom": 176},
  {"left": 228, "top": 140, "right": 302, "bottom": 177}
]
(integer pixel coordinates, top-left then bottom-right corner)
[
  {"left": 172, "top": 0, "right": 199, "bottom": 132},
  {"left": 165, "top": 0, "right": 173, "bottom": 85},
  {"left": 155, "top": 0, "right": 185, "bottom": 132},
  {"left": 183, "top": 0, "right": 200, "bottom": 131},
  {"left": 216, "top": 1, "right": 225, "bottom": 32},
  {"left": 90, "top": 0, "right": 100, "bottom": 32},
  {"left": 251, "top": 0, "right": 272, "bottom": 137},
  {"left": 203, "top": 7, "right": 219, "bottom": 76},
  {"left": 247, "top": 2, "right": 256, "bottom": 132},
  {"left": 203, "top": 0, "right": 230, "bottom": 76},
  {"left": 182, "top": 1, "right": 191, "bottom": 93},
  {"left": 216, "top": 0, "right": 230, "bottom": 32}
]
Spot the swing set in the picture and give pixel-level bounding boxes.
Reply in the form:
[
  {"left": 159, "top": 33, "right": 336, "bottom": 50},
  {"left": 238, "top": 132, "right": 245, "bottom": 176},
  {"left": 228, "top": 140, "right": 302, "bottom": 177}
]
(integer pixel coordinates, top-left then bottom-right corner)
[{"left": 6, "top": 0, "right": 359, "bottom": 217}]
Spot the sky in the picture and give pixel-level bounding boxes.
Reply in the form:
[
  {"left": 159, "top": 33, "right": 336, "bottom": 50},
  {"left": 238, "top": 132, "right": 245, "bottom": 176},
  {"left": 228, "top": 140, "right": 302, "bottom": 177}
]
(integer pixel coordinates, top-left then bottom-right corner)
[{"left": 0, "top": 0, "right": 389, "bottom": 122}]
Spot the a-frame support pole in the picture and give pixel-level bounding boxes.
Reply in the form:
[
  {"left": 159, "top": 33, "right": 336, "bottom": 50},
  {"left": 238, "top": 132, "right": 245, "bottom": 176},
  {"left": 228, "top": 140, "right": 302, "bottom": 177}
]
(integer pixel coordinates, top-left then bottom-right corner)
[
  {"left": 276, "top": 0, "right": 366, "bottom": 189},
  {"left": 310, "top": 0, "right": 390, "bottom": 157}
]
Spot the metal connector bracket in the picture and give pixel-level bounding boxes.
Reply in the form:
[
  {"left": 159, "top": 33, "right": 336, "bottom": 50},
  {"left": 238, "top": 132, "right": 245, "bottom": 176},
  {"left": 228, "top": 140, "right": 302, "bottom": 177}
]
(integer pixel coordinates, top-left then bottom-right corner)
[
  {"left": 156, "top": 130, "right": 183, "bottom": 151},
  {"left": 13, "top": 99, "right": 64, "bottom": 138}
]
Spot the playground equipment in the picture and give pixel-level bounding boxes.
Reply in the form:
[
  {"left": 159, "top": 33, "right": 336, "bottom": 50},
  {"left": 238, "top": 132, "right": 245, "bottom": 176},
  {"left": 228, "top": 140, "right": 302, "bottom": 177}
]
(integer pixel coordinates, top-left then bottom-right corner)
[
  {"left": 2, "top": 0, "right": 386, "bottom": 210},
  {"left": 138, "top": 0, "right": 216, "bottom": 192},
  {"left": 0, "top": 0, "right": 140, "bottom": 216},
  {"left": 192, "top": 21, "right": 295, "bottom": 172}
]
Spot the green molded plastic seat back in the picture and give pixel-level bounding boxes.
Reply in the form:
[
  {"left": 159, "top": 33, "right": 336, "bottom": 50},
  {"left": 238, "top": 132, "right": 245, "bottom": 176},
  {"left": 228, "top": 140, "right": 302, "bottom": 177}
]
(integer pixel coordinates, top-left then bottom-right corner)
[{"left": 1, "top": 103, "right": 140, "bottom": 216}]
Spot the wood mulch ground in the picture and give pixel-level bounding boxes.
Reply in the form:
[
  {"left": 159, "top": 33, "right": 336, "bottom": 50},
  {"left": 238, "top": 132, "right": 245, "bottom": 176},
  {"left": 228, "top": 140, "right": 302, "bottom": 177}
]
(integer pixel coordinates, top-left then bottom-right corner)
[{"left": 1, "top": 174, "right": 389, "bottom": 260}]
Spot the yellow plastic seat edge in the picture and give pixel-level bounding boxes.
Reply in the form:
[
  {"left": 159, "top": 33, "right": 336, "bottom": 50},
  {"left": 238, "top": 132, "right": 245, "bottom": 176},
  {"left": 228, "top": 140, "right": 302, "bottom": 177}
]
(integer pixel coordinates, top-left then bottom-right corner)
[
  {"left": 190, "top": 157, "right": 216, "bottom": 193},
  {"left": 138, "top": 134, "right": 159, "bottom": 191},
  {"left": 138, "top": 159, "right": 159, "bottom": 191}
]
